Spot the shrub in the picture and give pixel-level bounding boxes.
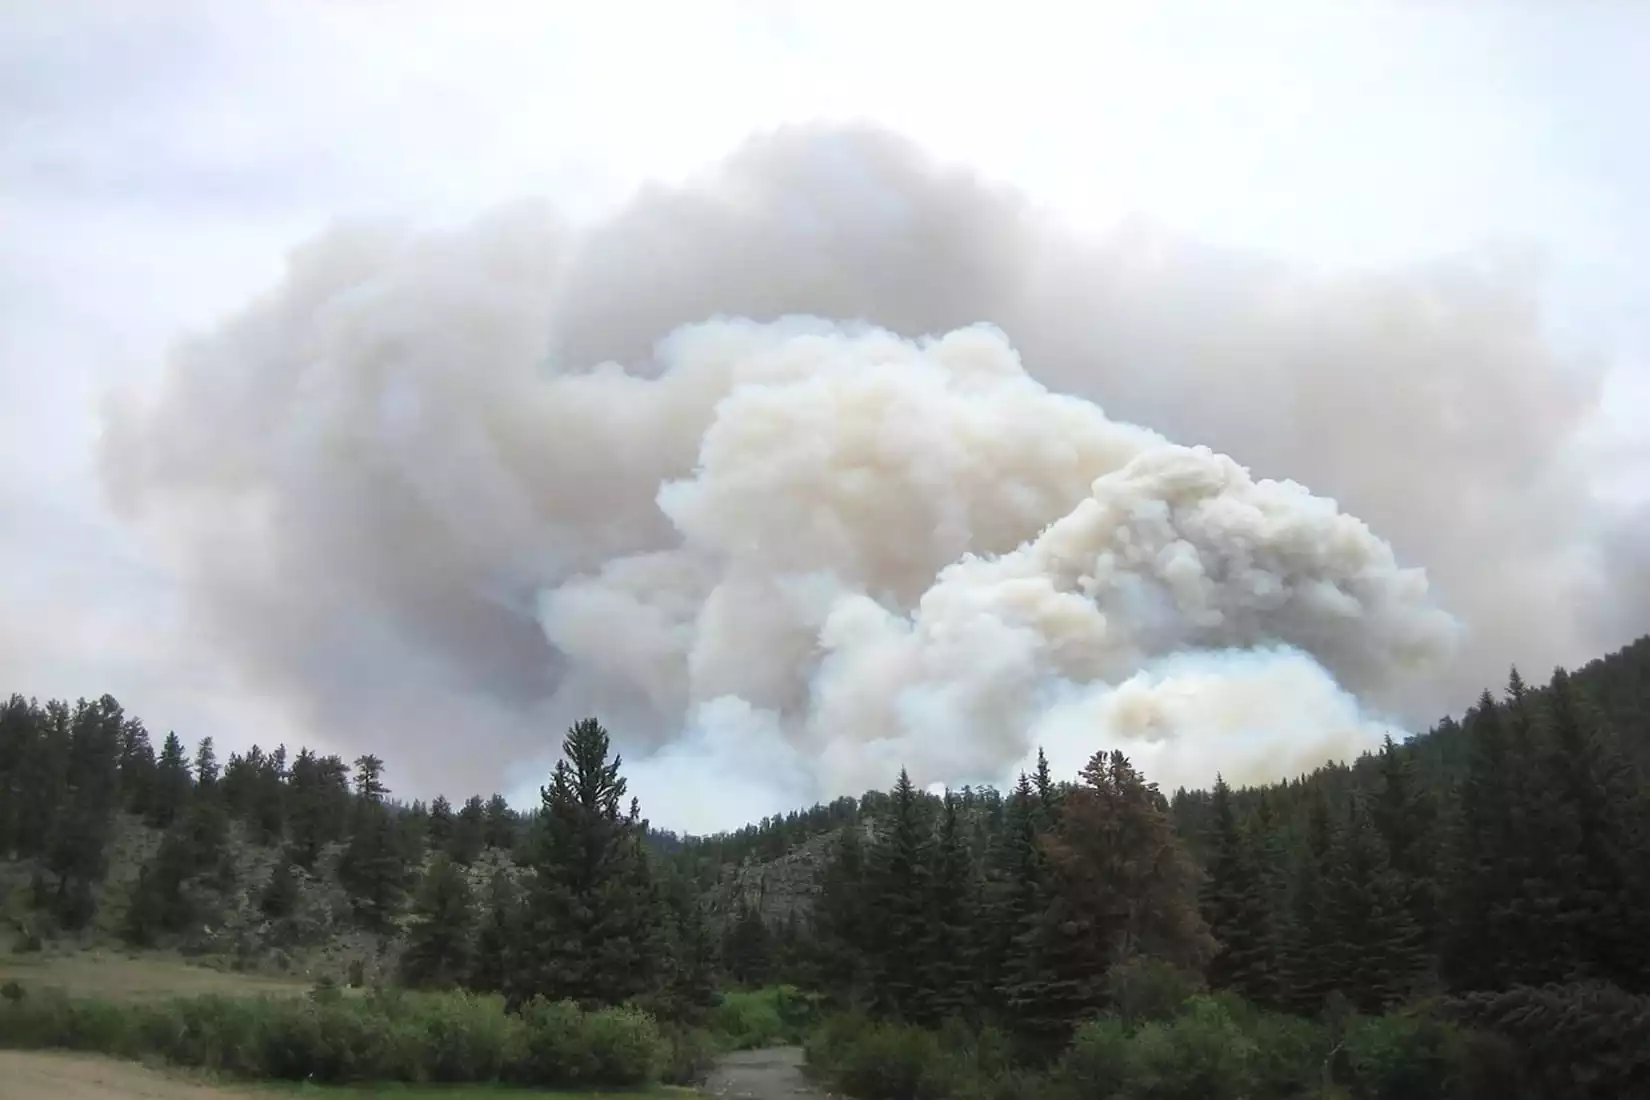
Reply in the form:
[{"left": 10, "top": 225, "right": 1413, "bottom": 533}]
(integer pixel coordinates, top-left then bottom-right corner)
[
  {"left": 1125, "top": 996, "right": 1256, "bottom": 1100},
  {"left": 1343, "top": 1011, "right": 1466, "bottom": 1100},
  {"left": 0, "top": 986, "right": 664, "bottom": 1088},
  {"left": 658, "top": 1021, "right": 720, "bottom": 1085},
  {"left": 1244, "top": 1009, "right": 1330, "bottom": 1098},
  {"left": 1105, "top": 954, "right": 1203, "bottom": 1027},
  {"left": 833, "top": 1021, "right": 947, "bottom": 1100},
  {"left": 1058, "top": 1015, "right": 1132, "bottom": 1099},
  {"left": 710, "top": 984, "right": 821, "bottom": 1049}
]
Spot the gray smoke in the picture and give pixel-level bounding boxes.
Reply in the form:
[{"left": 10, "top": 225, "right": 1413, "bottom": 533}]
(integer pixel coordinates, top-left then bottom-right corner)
[{"left": 99, "top": 124, "right": 1638, "bottom": 820}]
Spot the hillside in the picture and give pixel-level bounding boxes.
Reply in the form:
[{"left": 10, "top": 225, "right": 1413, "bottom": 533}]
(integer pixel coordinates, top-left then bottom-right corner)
[{"left": 1, "top": 634, "right": 1647, "bottom": 997}]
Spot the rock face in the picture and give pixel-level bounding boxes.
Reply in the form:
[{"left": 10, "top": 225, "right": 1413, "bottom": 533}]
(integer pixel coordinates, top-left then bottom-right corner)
[{"left": 702, "top": 820, "right": 877, "bottom": 931}]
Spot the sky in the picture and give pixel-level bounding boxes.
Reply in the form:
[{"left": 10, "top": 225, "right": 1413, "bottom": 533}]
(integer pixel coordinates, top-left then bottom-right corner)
[{"left": 2, "top": 0, "right": 1647, "bottom": 832}]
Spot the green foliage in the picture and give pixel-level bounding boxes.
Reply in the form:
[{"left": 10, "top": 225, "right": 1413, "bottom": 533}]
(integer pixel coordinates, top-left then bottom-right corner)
[
  {"left": 1103, "top": 954, "right": 1202, "bottom": 1027},
  {"left": 655, "top": 1020, "right": 720, "bottom": 1085},
  {"left": 399, "top": 854, "right": 475, "bottom": 989},
  {"left": 809, "top": 997, "right": 1482, "bottom": 1100},
  {"left": 0, "top": 985, "right": 666, "bottom": 1087},
  {"left": 708, "top": 984, "right": 822, "bottom": 1050},
  {"left": 509, "top": 718, "right": 668, "bottom": 1011},
  {"left": 1443, "top": 981, "right": 1650, "bottom": 1100},
  {"left": 1342, "top": 1011, "right": 1468, "bottom": 1100}
]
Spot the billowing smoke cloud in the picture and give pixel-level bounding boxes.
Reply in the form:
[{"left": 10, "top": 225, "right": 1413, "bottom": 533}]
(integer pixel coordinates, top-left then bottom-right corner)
[{"left": 100, "top": 124, "right": 1637, "bottom": 827}]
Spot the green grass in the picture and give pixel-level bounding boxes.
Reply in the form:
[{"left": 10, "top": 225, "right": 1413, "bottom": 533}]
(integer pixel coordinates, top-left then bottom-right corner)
[
  {"left": 0, "top": 950, "right": 312, "bottom": 1002},
  {"left": 262, "top": 1088, "right": 683, "bottom": 1097}
]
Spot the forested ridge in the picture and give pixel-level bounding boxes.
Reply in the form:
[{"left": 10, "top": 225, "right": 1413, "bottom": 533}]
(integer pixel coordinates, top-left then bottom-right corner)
[{"left": 3, "top": 634, "right": 1650, "bottom": 1098}]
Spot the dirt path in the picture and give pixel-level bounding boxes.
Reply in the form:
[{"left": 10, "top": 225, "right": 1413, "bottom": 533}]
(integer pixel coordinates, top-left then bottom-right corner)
[
  {"left": 0, "top": 1050, "right": 260, "bottom": 1100},
  {"left": 703, "top": 1046, "right": 833, "bottom": 1100}
]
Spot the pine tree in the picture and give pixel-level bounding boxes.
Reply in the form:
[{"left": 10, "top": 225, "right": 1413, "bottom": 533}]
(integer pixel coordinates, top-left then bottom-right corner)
[
  {"left": 656, "top": 863, "right": 719, "bottom": 1017},
  {"left": 469, "top": 868, "right": 519, "bottom": 994},
  {"left": 1324, "top": 794, "right": 1425, "bottom": 1013},
  {"left": 483, "top": 793, "right": 516, "bottom": 850},
  {"left": 149, "top": 732, "right": 192, "bottom": 829},
  {"left": 47, "top": 696, "right": 123, "bottom": 927},
  {"left": 193, "top": 737, "right": 220, "bottom": 794},
  {"left": 813, "top": 820, "right": 871, "bottom": 1002},
  {"left": 865, "top": 768, "right": 931, "bottom": 1021},
  {"left": 337, "top": 755, "right": 407, "bottom": 930},
  {"left": 1033, "top": 747, "right": 1060, "bottom": 824},
  {"left": 989, "top": 773, "right": 1049, "bottom": 1021},
  {"left": 1372, "top": 733, "right": 1440, "bottom": 956},
  {"left": 723, "top": 896, "right": 772, "bottom": 986},
  {"left": 260, "top": 855, "right": 300, "bottom": 920},
  {"left": 1535, "top": 668, "right": 1649, "bottom": 989},
  {"left": 1202, "top": 776, "right": 1279, "bottom": 1007},
  {"left": 1281, "top": 787, "right": 1340, "bottom": 1016},
  {"left": 507, "top": 718, "right": 666, "bottom": 1010},
  {"left": 1442, "top": 690, "right": 1521, "bottom": 993},
  {"left": 922, "top": 789, "right": 977, "bottom": 1022},
  {"left": 428, "top": 795, "right": 455, "bottom": 849},
  {"left": 0, "top": 696, "right": 42, "bottom": 858},
  {"left": 1028, "top": 750, "right": 1213, "bottom": 1045},
  {"left": 122, "top": 827, "right": 197, "bottom": 944},
  {"left": 286, "top": 749, "right": 349, "bottom": 869},
  {"left": 116, "top": 718, "right": 156, "bottom": 818},
  {"left": 451, "top": 795, "right": 486, "bottom": 865},
  {"left": 400, "top": 854, "right": 476, "bottom": 989}
]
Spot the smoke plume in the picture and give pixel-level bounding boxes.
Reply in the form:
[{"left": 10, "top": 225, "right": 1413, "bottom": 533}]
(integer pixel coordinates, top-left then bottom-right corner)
[{"left": 99, "top": 124, "right": 1635, "bottom": 827}]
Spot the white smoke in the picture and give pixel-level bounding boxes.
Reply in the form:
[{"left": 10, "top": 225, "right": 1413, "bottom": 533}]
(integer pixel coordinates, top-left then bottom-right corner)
[{"left": 101, "top": 125, "right": 1634, "bottom": 828}]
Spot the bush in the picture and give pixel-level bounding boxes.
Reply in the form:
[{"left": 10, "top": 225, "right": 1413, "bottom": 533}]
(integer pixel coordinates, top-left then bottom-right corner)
[
  {"left": 658, "top": 1021, "right": 720, "bottom": 1085},
  {"left": 710, "top": 984, "right": 822, "bottom": 1049},
  {"left": 0, "top": 986, "right": 665, "bottom": 1088},
  {"left": 1105, "top": 954, "right": 1203, "bottom": 1028},
  {"left": 1343, "top": 1011, "right": 1467, "bottom": 1100},
  {"left": 833, "top": 1021, "right": 947, "bottom": 1100},
  {"left": 1125, "top": 996, "right": 1257, "bottom": 1100},
  {"left": 808, "top": 994, "right": 1503, "bottom": 1100},
  {"left": 1058, "top": 1015, "right": 1133, "bottom": 1098}
]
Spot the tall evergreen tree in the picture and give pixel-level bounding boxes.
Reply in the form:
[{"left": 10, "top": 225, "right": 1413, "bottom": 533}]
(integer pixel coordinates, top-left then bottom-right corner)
[
  {"left": 507, "top": 718, "right": 666, "bottom": 1010},
  {"left": 1372, "top": 733, "right": 1440, "bottom": 956},
  {"left": 469, "top": 868, "right": 520, "bottom": 994},
  {"left": 1008, "top": 751, "right": 1212, "bottom": 1047},
  {"left": 922, "top": 789, "right": 978, "bottom": 1022},
  {"left": 989, "top": 773, "right": 1049, "bottom": 1020},
  {"left": 813, "top": 820, "right": 871, "bottom": 1002},
  {"left": 483, "top": 793, "right": 517, "bottom": 850},
  {"left": 1534, "top": 667, "right": 1649, "bottom": 989},
  {"left": 865, "top": 768, "right": 932, "bottom": 1021},
  {"left": 1442, "top": 690, "right": 1521, "bottom": 993},
  {"left": 450, "top": 795, "right": 487, "bottom": 865},
  {"left": 47, "top": 696, "right": 123, "bottom": 927},
  {"left": 400, "top": 854, "right": 475, "bottom": 989},
  {"left": 1323, "top": 794, "right": 1425, "bottom": 1013},
  {"left": 427, "top": 795, "right": 455, "bottom": 849},
  {"left": 722, "top": 896, "right": 772, "bottom": 986},
  {"left": 149, "top": 731, "right": 192, "bottom": 830},
  {"left": 1202, "top": 776, "right": 1279, "bottom": 1007},
  {"left": 116, "top": 718, "right": 156, "bottom": 818},
  {"left": 337, "top": 755, "right": 407, "bottom": 930},
  {"left": 1281, "top": 787, "right": 1339, "bottom": 1016}
]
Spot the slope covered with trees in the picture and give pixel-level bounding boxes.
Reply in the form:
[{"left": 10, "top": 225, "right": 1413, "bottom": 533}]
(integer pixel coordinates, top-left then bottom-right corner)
[{"left": 2, "top": 634, "right": 1649, "bottom": 1097}]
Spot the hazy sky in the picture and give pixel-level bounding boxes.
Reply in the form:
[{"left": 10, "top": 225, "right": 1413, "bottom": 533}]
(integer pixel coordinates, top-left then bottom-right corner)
[{"left": 2, "top": 1, "right": 1647, "bottom": 831}]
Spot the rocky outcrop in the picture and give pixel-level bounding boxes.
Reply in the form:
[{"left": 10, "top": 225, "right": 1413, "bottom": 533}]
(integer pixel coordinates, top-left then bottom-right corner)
[{"left": 702, "top": 819, "right": 876, "bottom": 931}]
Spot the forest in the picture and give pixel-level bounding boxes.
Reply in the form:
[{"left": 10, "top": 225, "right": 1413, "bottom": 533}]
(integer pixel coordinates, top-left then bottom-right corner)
[{"left": 2, "top": 634, "right": 1650, "bottom": 1100}]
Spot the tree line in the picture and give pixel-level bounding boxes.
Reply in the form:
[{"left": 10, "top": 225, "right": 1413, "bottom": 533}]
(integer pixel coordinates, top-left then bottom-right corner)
[
  {"left": 713, "top": 637, "right": 1650, "bottom": 1059},
  {"left": 4, "top": 635, "right": 1649, "bottom": 1055}
]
